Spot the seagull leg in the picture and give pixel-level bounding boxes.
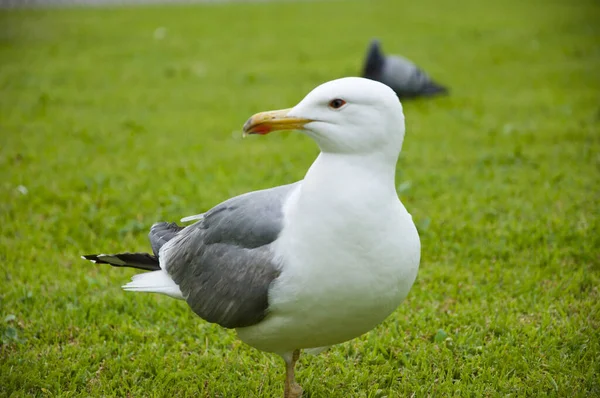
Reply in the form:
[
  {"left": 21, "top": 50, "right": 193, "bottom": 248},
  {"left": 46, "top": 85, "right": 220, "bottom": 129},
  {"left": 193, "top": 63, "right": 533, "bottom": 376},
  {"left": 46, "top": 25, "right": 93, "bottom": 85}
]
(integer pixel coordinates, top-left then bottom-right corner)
[{"left": 283, "top": 349, "right": 302, "bottom": 398}]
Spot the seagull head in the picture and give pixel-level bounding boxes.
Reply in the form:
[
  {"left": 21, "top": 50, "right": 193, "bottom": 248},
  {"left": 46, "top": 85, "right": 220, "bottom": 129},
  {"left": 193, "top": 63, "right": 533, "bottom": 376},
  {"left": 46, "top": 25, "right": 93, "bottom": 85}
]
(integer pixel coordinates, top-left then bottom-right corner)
[{"left": 243, "top": 77, "right": 406, "bottom": 157}]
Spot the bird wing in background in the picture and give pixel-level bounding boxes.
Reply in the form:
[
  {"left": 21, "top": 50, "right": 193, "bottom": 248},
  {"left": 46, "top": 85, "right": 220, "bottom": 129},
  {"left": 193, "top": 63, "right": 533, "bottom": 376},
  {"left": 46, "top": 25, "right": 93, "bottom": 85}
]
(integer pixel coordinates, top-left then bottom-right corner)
[{"left": 362, "top": 39, "right": 448, "bottom": 98}]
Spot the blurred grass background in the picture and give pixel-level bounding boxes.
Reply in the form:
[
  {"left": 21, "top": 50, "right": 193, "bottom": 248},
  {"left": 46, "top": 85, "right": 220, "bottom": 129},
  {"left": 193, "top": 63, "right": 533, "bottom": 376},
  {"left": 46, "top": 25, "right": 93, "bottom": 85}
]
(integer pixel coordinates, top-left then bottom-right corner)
[{"left": 1, "top": 0, "right": 599, "bottom": 396}]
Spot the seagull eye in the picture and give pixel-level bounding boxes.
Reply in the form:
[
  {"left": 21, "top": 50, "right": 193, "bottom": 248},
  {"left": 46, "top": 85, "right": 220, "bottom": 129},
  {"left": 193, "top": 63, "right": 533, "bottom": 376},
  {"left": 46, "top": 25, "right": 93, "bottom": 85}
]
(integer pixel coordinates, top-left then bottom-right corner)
[{"left": 328, "top": 99, "right": 346, "bottom": 110}]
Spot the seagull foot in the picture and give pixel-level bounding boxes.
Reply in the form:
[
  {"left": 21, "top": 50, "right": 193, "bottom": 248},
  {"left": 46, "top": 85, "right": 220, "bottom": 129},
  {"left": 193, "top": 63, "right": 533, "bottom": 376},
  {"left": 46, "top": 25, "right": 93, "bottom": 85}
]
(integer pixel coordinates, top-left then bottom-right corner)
[
  {"left": 285, "top": 382, "right": 302, "bottom": 398},
  {"left": 283, "top": 349, "right": 302, "bottom": 398}
]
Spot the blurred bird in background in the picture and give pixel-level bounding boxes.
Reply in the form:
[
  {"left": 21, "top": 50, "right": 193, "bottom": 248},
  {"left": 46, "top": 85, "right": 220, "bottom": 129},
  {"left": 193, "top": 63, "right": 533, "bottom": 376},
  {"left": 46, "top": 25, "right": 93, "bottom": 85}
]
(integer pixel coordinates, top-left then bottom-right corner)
[{"left": 362, "top": 39, "right": 448, "bottom": 99}]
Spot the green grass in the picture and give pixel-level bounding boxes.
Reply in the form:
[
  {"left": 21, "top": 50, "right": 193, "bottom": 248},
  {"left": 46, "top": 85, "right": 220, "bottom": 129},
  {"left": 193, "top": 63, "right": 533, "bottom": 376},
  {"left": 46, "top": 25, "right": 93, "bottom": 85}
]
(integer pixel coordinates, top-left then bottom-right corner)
[{"left": 1, "top": 0, "right": 599, "bottom": 396}]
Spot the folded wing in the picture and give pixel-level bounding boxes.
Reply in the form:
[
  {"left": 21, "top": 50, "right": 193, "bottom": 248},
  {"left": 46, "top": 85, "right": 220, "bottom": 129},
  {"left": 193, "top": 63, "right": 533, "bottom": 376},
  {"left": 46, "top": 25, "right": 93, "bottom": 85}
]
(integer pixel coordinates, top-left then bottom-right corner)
[{"left": 158, "top": 182, "right": 300, "bottom": 328}]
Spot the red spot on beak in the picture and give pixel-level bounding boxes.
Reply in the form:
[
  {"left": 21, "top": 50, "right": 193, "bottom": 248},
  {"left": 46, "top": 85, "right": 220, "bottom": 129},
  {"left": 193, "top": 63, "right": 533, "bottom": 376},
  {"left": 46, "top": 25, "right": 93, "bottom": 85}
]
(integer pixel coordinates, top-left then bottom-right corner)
[{"left": 251, "top": 124, "right": 272, "bottom": 135}]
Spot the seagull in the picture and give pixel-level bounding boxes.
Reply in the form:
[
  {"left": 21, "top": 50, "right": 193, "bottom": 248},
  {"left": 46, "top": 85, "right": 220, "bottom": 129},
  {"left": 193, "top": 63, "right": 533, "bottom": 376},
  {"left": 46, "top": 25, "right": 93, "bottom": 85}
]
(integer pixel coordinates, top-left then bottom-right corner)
[
  {"left": 82, "top": 77, "right": 421, "bottom": 398},
  {"left": 362, "top": 39, "right": 448, "bottom": 99}
]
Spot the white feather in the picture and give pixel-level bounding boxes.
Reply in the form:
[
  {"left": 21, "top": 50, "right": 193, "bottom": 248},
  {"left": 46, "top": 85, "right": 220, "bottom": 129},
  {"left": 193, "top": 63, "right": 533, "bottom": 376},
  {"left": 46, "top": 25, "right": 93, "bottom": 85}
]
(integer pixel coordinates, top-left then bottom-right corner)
[
  {"left": 122, "top": 270, "right": 184, "bottom": 299},
  {"left": 180, "top": 213, "right": 204, "bottom": 223}
]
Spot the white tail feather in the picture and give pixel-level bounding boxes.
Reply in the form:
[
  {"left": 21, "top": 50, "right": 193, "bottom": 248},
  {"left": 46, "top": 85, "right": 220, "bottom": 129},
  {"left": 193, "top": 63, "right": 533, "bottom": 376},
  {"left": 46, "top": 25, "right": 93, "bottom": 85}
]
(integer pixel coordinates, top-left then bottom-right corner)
[{"left": 122, "top": 270, "right": 184, "bottom": 300}]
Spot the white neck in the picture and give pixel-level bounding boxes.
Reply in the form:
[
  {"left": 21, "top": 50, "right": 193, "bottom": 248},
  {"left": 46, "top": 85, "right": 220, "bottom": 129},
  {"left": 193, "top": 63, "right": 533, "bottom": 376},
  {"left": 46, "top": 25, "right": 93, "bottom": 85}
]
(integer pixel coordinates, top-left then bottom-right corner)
[{"left": 301, "top": 151, "right": 399, "bottom": 202}]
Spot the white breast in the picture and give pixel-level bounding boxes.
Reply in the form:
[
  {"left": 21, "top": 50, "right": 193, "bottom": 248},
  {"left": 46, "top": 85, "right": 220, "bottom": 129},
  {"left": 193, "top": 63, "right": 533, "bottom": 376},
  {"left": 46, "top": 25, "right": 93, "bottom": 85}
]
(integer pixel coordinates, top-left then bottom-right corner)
[{"left": 237, "top": 154, "right": 421, "bottom": 355}]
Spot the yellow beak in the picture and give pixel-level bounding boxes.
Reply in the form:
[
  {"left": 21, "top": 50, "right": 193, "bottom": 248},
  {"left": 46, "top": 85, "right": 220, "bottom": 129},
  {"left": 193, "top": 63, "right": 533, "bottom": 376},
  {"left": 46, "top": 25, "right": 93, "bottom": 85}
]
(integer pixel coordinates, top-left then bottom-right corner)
[{"left": 243, "top": 108, "right": 312, "bottom": 136}]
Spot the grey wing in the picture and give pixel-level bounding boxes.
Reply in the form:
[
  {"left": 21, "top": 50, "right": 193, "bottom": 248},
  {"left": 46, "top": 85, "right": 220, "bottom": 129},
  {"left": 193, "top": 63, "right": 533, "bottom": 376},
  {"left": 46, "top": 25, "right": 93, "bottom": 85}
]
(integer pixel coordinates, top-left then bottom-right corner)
[
  {"left": 382, "top": 56, "right": 421, "bottom": 94},
  {"left": 157, "top": 182, "right": 300, "bottom": 329},
  {"left": 149, "top": 222, "right": 185, "bottom": 256},
  {"left": 384, "top": 56, "right": 447, "bottom": 97}
]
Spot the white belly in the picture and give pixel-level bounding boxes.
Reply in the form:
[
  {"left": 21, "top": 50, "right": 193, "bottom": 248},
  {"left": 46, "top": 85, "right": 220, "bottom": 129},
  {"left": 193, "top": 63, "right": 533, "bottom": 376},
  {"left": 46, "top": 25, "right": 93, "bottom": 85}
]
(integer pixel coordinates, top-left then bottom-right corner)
[{"left": 237, "top": 192, "right": 420, "bottom": 354}]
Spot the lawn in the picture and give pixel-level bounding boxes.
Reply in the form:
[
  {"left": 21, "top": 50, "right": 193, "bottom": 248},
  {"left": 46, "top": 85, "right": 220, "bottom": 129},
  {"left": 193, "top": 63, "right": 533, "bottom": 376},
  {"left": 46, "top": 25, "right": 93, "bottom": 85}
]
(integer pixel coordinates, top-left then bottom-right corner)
[{"left": 1, "top": 0, "right": 599, "bottom": 396}]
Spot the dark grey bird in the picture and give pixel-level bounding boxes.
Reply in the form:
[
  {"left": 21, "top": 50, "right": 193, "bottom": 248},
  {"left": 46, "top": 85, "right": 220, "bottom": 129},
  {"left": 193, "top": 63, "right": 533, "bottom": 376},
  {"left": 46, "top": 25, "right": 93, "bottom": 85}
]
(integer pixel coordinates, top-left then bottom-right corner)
[{"left": 362, "top": 39, "right": 448, "bottom": 99}]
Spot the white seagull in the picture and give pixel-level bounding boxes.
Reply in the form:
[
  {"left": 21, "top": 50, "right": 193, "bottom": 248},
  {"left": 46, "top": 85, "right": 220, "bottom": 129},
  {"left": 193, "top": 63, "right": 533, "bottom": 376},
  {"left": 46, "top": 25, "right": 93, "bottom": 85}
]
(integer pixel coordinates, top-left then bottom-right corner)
[{"left": 83, "top": 77, "right": 421, "bottom": 398}]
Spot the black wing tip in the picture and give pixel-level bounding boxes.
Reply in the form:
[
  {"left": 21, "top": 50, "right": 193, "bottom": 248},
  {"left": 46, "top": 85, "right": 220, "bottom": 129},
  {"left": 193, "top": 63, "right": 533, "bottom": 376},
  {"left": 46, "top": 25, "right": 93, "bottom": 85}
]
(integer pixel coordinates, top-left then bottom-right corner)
[
  {"left": 368, "top": 38, "right": 382, "bottom": 50},
  {"left": 395, "top": 81, "right": 450, "bottom": 99},
  {"left": 80, "top": 252, "right": 160, "bottom": 271},
  {"left": 363, "top": 39, "right": 386, "bottom": 78},
  {"left": 81, "top": 253, "right": 117, "bottom": 265},
  {"left": 419, "top": 81, "right": 450, "bottom": 96}
]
